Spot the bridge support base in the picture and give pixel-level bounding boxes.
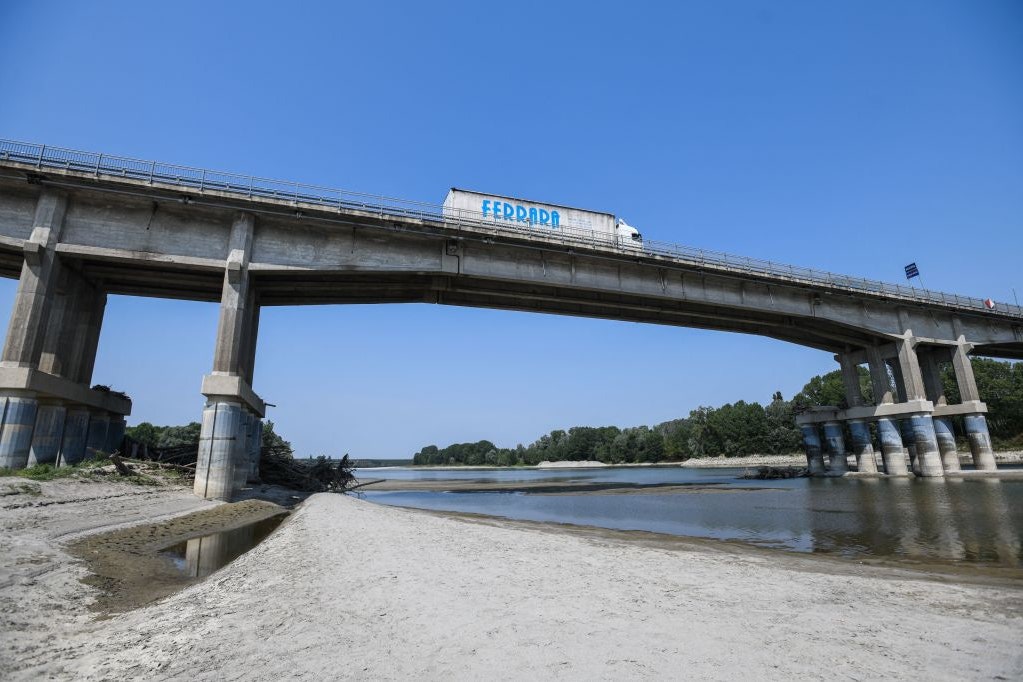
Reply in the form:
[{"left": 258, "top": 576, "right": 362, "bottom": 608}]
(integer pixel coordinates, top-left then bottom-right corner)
[
  {"left": 0, "top": 395, "right": 38, "bottom": 468},
  {"left": 0, "top": 389, "right": 129, "bottom": 468},
  {"left": 900, "top": 419, "right": 921, "bottom": 476},
  {"left": 964, "top": 414, "right": 997, "bottom": 471},
  {"left": 26, "top": 403, "right": 65, "bottom": 466},
  {"left": 823, "top": 421, "right": 848, "bottom": 474},
  {"left": 59, "top": 407, "right": 90, "bottom": 465},
  {"left": 877, "top": 418, "right": 910, "bottom": 476},
  {"left": 193, "top": 399, "right": 264, "bottom": 502},
  {"left": 932, "top": 416, "right": 961, "bottom": 473},
  {"left": 194, "top": 374, "right": 265, "bottom": 501},
  {"left": 848, "top": 419, "right": 878, "bottom": 473},
  {"left": 800, "top": 425, "right": 826, "bottom": 475},
  {"left": 907, "top": 415, "right": 944, "bottom": 478}
]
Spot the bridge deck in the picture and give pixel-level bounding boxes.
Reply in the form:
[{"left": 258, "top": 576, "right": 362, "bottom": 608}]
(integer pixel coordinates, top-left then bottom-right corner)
[{"left": 1, "top": 138, "right": 1019, "bottom": 322}]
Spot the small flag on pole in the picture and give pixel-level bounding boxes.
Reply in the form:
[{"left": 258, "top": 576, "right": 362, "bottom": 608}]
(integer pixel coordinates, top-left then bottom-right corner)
[{"left": 904, "top": 263, "right": 920, "bottom": 280}]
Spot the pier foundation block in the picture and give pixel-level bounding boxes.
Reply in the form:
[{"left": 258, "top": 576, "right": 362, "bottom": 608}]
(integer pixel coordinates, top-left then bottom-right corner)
[
  {"left": 932, "top": 416, "right": 961, "bottom": 473},
  {"left": 848, "top": 419, "right": 878, "bottom": 473},
  {"left": 877, "top": 418, "right": 909, "bottom": 476}
]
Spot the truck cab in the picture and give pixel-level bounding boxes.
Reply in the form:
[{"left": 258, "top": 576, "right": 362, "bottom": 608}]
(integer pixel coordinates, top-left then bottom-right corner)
[{"left": 616, "top": 218, "right": 643, "bottom": 250}]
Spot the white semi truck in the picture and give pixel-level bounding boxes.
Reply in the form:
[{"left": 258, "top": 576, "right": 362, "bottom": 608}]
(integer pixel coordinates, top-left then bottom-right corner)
[{"left": 442, "top": 188, "right": 643, "bottom": 250}]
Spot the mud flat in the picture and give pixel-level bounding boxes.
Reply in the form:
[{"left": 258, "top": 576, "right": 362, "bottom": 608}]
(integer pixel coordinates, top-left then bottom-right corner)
[{"left": 3, "top": 484, "right": 1022, "bottom": 680}]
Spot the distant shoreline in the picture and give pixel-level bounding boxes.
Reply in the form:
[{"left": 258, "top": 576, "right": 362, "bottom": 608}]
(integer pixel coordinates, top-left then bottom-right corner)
[{"left": 358, "top": 450, "right": 1023, "bottom": 471}]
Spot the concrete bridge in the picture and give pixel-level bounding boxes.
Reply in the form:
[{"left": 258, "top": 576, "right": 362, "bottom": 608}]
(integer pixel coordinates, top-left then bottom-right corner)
[{"left": 0, "top": 140, "right": 1020, "bottom": 498}]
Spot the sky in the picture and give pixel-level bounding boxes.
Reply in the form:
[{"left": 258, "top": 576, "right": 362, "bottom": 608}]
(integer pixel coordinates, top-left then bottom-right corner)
[{"left": 0, "top": 1, "right": 1020, "bottom": 458}]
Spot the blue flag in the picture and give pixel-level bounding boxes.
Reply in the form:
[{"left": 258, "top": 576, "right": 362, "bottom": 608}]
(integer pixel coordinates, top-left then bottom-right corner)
[{"left": 905, "top": 263, "right": 920, "bottom": 280}]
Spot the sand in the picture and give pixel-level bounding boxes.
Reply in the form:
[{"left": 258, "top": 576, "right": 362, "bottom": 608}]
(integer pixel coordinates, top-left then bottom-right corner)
[{"left": 2, "top": 480, "right": 1022, "bottom": 680}]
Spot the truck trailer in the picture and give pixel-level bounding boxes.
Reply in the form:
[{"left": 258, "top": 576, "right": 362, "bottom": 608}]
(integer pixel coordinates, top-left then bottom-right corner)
[{"left": 442, "top": 188, "right": 642, "bottom": 250}]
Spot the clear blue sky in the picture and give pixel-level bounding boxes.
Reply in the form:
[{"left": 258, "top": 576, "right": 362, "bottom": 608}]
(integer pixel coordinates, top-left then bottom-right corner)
[{"left": 0, "top": 1, "right": 1020, "bottom": 458}]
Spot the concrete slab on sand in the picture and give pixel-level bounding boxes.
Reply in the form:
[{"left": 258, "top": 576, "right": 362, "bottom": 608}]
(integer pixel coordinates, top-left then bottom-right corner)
[{"left": 4, "top": 488, "right": 1022, "bottom": 680}]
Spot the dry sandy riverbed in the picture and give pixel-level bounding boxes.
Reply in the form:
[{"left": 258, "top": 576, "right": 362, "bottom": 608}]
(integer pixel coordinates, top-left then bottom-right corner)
[{"left": 2, "top": 478, "right": 1022, "bottom": 680}]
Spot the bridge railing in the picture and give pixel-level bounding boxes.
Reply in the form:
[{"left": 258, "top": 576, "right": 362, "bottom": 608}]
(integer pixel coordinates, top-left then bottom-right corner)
[{"left": 2, "top": 138, "right": 1020, "bottom": 319}]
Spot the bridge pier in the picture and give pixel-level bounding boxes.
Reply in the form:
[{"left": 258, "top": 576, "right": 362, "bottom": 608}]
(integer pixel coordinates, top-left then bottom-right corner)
[
  {"left": 847, "top": 419, "right": 878, "bottom": 473},
  {"left": 0, "top": 189, "right": 130, "bottom": 469},
  {"left": 876, "top": 418, "right": 910, "bottom": 476},
  {"left": 931, "top": 416, "right": 961, "bottom": 473},
  {"left": 949, "top": 341, "right": 998, "bottom": 471},
  {"left": 193, "top": 213, "right": 265, "bottom": 501},
  {"left": 799, "top": 425, "right": 826, "bottom": 474},
  {"left": 822, "top": 421, "right": 848, "bottom": 473},
  {"left": 964, "top": 415, "right": 997, "bottom": 471}
]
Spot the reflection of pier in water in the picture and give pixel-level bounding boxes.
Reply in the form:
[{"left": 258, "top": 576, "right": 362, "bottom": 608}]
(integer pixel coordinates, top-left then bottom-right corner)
[
  {"left": 808, "top": 479, "right": 1021, "bottom": 566},
  {"left": 163, "top": 515, "right": 286, "bottom": 579}
]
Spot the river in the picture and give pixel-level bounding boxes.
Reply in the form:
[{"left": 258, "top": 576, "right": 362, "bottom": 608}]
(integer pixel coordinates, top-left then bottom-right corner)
[{"left": 356, "top": 466, "right": 1023, "bottom": 567}]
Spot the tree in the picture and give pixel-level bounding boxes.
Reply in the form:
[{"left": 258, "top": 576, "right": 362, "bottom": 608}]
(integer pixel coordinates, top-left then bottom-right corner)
[
  {"left": 262, "top": 421, "right": 293, "bottom": 457},
  {"left": 125, "top": 421, "right": 159, "bottom": 447}
]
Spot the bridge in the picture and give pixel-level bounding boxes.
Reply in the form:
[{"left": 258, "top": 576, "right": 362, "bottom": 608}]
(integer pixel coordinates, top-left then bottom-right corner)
[{"left": 0, "top": 140, "right": 1020, "bottom": 498}]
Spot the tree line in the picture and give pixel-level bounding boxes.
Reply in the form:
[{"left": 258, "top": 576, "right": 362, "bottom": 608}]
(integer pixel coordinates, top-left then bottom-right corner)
[
  {"left": 125, "top": 420, "right": 294, "bottom": 457},
  {"left": 412, "top": 357, "right": 1023, "bottom": 466}
]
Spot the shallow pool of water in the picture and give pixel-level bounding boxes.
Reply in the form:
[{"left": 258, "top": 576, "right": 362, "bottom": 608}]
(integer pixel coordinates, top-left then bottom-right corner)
[{"left": 161, "top": 514, "right": 287, "bottom": 579}]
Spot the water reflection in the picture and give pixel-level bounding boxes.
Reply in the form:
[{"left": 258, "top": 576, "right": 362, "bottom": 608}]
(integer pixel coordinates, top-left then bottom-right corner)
[
  {"left": 161, "top": 514, "right": 287, "bottom": 579},
  {"left": 808, "top": 478, "right": 1021, "bottom": 566},
  {"left": 364, "top": 470, "right": 1023, "bottom": 567}
]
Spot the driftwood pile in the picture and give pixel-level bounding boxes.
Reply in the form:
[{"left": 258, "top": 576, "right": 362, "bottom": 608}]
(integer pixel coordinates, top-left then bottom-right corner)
[
  {"left": 740, "top": 466, "right": 808, "bottom": 480},
  {"left": 259, "top": 448, "right": 357, "bottom": 493},
  {"left": 120, "top": 436, "right": 357, "bottom": 493}
]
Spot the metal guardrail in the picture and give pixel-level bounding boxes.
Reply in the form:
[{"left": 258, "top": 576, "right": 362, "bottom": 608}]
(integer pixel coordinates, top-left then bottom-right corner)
[{"left": 1, "top": 138, "right": 1020, "bottom": 319}]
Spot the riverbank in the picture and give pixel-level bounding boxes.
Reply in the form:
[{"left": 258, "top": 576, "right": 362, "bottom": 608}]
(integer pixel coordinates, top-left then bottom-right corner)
[
  {"left": 379, "top": 450, "right": 1023, "bottom": 472},
  {"left": 2, "top": 481, "right": 1022, "bottom": 680}
]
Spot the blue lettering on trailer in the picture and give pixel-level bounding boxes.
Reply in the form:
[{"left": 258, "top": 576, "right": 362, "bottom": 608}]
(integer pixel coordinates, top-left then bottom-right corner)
[{"left": 481, "top": 199, "right": 560, "bottom": 228}]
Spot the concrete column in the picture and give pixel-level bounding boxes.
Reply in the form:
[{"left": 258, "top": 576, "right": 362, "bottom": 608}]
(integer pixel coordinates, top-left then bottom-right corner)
[
  {"left": 232, "top": 410, "right": 251, "bottom": 492},
  {"left": 932, "top": 416, "right": 961, "bottom": 473},
  {"left": 248, "top": 413, "right": 262, "bottom": 482},
  {"left": 865, "top": 346, "right": 894, "bottom": 405},
  {"left": 212, "top": 214, "right": 256, "bottom": 377},
  {"left": 894, "top": 336, "right": 927, "bottom": 402},
  {"left": 918, "top": 350, "right": 948, "bottom": 407},
  {"left": 194, "top": 400, "right": 245, "bottom": 501},
  {"left": 75, "top": 290, "right": 107, "bottom": 386},
  {"left": 900, "top": 419, "right": 920, "bottom": 475},
  {"left": 37, "top": 274, "right": 69, "bottom": 376},
  {"left": 58, "top": 407, "right": 90, "bottom": 465},
  {"left": 196, "top": 213, "right": 265, "bottom": 500},
  {"left": 877, "top": 418, "right": 909, "bottom": 476},
  {"left": 800, "top": 425, "right": 826, "bottom": 475},
  {"left": 27, "top": 403, "right": 66, "bottom": 466},
  {"left": 241, "top": 292, "right": 260, "bottom": 386},
  {"left": 950, "top": 342, "right": 980, "bottom": 403},
  {"left": 948, "top": 341, "right": 998, "bottom": 472},
  {"left": 964, "top": 414, "right": 997, "bottom": 471},
  {"left": 41, "top": 268, "right": 104, "bottom": 382},
  {"left": 106, "top": 415, "right": 126, "bottom": 455},
  {"left": 907, "top": 414, "right": 944, "bottom": 477},
  {"left": 847, "top": 419, "right": 878, "bottom": 473},
  {"left": 1, "top": 191, "right": 67, "bottom": 370},
  {"left": 823, "top": 421, "right": 848, "bottom": 474},
  {"left": 838, "top": 353, "right": 864, "bottom": 407},
  {"left": 0, "top": 396, "right": 39, "bottom": 468},
  {"left": 85, "top": 411, "right": 110, "bottom": 458}
]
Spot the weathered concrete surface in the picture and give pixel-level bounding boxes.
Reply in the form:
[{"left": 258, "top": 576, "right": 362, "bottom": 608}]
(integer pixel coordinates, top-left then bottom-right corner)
[{"left": 0, "top": 162, "right": 1020, "bottom": 357}]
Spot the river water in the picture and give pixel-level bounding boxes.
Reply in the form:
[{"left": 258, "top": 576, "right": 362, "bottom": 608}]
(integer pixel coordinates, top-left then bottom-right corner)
[{"left": 356, "top": 466, "right": 1023, "bottom": 567}]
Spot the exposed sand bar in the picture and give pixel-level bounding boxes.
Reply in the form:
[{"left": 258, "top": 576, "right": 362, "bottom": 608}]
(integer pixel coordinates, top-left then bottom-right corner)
[{"left": 4, "top": 487, "right": 1022, "bottom": 680}]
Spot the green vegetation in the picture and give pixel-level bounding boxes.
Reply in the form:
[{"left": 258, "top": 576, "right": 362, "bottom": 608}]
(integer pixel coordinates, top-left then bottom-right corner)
[
  {"left": 0, "top": 454, "right": 168, "bottom": 486},
  {"left": 413, "top": 357, "right": 1023, "bottom": 466},
  {"left": 125, "top": 419, "right": 294, "bottom": 457}
]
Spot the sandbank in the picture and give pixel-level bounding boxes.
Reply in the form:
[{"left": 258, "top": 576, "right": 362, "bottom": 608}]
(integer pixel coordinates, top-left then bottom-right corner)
[{"left": 2, "top": 478, "right": 1022, "bottom": 680}]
